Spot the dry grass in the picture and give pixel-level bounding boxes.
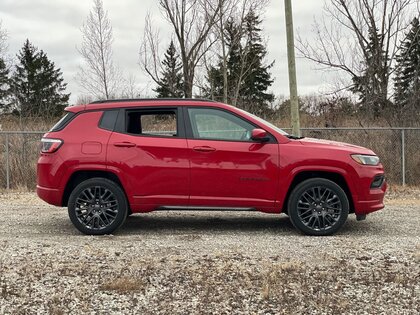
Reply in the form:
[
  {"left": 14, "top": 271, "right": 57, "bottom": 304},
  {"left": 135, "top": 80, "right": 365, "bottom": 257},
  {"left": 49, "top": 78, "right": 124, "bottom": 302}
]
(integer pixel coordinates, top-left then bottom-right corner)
[
  {"left": 258, "top": 256, "right": 419, "bottom": 314},
  {"left": 261, "top": 261, "right": 303, "bottom": 300},
  {"left": 48, "top": 296, "right": 65, "bottom": 315},
  {"left": 0, "top": 133, "right": 41, "bottom": 189},
  {"left": 99, "top": 277, "right": 145, "bottom": 293}
]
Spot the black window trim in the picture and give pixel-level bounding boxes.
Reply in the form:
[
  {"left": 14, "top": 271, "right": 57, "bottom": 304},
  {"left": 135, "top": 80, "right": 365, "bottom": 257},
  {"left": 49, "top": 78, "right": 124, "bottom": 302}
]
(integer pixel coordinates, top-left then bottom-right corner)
[
  {"left": 182, "top": 106, "right": 277, "bottom": 144},
  {"left": 113, "top": 106, "right": 186, "bottom": 139},
  {"left": 98, "top": 109, "right": 119, "bottom": 131}
]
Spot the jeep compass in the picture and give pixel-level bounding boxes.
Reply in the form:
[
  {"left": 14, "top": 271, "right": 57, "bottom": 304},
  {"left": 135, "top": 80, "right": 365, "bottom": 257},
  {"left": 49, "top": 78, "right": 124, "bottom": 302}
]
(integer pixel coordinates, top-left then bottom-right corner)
[{"left": 37, "top": 99, "right": 387, "bottom": 236}]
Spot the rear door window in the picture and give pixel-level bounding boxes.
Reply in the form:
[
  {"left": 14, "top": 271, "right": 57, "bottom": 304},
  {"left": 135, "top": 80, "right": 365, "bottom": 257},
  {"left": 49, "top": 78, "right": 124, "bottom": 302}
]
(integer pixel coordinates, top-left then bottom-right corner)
[{"left": 125, "top": 109, "right": 178, "bottom": 137}]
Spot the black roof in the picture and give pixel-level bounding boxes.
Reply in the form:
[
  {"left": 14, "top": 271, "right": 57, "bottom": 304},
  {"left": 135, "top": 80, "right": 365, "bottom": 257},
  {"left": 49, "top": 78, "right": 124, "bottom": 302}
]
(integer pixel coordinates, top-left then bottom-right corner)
[{"left": 89, "top": 98, "right": 216, "bottom": 104}]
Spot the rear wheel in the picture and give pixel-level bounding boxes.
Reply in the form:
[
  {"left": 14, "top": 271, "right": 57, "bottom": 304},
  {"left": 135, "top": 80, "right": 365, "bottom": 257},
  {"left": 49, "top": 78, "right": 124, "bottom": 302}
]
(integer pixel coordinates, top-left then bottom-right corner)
[
  {"left": 68, "top": 178, "right": 128, "bottom": 235},
  {"left": 288, "top": 178, "right": 349, "bottom": 236}
]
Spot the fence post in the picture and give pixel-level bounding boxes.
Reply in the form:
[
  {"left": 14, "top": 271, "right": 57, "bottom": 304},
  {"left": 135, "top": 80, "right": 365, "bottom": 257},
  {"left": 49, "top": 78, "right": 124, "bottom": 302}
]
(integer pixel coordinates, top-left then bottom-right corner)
[
  {"left": 401, "top": 129, "right": 406, "bottom": 186},
  {"left": 5, "top": 133, "right": 10, "bottom": 189}
]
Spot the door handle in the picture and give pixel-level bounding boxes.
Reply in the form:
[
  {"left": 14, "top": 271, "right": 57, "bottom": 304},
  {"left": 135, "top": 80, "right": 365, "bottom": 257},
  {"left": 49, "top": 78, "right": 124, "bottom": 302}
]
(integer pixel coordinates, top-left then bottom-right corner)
[
  {"left": 193, "top": 146, "right": 216, "bottom": 152},
  {"left": 113, "top": 142, "right": 136, "bottom": 148}
]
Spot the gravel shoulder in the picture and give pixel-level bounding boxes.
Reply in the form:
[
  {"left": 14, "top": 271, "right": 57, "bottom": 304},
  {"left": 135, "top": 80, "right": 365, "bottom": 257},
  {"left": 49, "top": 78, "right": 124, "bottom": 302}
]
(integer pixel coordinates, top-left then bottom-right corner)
[{"left": 0, "top": 191, "right": 419, "bottom": 314}]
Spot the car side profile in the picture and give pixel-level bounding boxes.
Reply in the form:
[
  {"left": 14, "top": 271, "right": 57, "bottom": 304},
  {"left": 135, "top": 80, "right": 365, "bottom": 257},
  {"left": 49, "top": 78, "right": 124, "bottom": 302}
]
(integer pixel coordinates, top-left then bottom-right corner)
[{"left": 37, "top": 99, "right": 387, "bottom": 236}]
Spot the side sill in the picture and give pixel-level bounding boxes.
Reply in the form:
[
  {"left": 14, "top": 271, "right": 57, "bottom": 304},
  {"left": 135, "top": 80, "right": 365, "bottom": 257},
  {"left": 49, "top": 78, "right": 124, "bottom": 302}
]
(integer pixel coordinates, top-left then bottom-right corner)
[{"left": 156, "top": 206, "right": 257, "bottom": 211}]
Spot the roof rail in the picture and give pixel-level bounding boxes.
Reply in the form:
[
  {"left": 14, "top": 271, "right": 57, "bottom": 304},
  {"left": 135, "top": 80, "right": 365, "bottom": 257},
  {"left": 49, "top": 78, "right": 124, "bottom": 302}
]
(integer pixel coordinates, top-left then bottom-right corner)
[{"left": 88, "top": 98, "right": 216, "bottom": 104}]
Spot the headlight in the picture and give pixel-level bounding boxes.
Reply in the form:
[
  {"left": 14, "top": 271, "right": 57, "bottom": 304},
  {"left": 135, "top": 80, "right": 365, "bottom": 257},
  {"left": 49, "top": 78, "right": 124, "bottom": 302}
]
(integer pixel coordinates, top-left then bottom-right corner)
[{"left": 351, "top": 154, "right": 380, "bottom": 166}]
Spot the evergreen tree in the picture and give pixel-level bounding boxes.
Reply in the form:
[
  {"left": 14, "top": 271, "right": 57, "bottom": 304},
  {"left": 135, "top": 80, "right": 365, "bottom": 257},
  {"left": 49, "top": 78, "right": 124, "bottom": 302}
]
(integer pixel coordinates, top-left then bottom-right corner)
[
  {"left": 394, "top": 17, "right": 420, "bottom": 121},
  {"left": 204, "top": 10, "right": 274, "bottom": 114},
  {"left": 11, "top": 40, "right": 70, "bottom": 117},
  {"left": 203, "top": 19, "right": 241, "bottom": 104},
  {"left": 0, "top": 57, "right": 11, "bottom": 112},
  {"left": 206, "top": 19, "right": 242, "bottom": 102},
  {"left": 240, "top": 10, "right": 274, "bottom": 113},
  {"left": 351, "top": 27, "right": 388, "bottom": 118},
  {"left": 154, "top": 40, "right": 184, "bottom": 98},
  {"left": 206, "top": 63, "right": 224, "bottom": 101}
]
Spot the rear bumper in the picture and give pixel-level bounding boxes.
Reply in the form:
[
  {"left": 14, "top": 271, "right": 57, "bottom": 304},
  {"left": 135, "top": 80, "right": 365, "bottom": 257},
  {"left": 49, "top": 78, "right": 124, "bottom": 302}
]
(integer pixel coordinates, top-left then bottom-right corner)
[{"left": 37, "top": 185, "right": 62, "bottom": 206}]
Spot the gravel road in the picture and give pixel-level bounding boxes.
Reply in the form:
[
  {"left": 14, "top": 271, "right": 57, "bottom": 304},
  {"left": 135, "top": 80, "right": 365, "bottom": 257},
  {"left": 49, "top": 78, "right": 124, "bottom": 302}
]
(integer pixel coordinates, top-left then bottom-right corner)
[{"left": 0, "top": 191, "right": 419, "bottom": 315}]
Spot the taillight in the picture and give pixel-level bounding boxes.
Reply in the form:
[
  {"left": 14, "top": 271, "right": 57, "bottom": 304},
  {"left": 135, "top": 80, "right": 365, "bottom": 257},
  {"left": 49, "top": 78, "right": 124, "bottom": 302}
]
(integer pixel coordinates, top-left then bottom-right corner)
[{"left": 41, "top": 138, "right": 63, "bottom": 153}]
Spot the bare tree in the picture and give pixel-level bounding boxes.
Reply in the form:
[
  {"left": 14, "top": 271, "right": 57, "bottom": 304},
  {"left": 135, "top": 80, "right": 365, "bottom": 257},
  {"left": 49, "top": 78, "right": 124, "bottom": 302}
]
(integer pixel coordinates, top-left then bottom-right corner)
[
  {"left": 140, "top": 0, "right": 223, "bottom": 98},
  {"left": 77, "top": 0, "right": 120, "bottom": 100},
  {"left": 297, "top": 0, "right": 415, "bottom": 116},
  {"left": 0, "top": 21, "right": 7, "bottom": 57},
  {"left": 120, "top": 73, "right": 140, "bottom": 98},
  {"left": 139, "top": 14, "right": 165, "bottom": 93},
  {"left": 75, "top": 94, "right": 94, "bottom": 105},
  {"left": 215, "top": 0, "right": 240, "bottom": 103}
]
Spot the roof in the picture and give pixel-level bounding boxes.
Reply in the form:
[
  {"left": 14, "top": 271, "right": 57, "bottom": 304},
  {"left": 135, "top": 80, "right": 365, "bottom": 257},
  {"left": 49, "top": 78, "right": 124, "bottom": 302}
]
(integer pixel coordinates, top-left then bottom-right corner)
[
  {"left": 89, "top": 98, "right": 216, "bottom": 104},
  {"left": 65, "top": 98, "right": 220, "bottom": 113}
]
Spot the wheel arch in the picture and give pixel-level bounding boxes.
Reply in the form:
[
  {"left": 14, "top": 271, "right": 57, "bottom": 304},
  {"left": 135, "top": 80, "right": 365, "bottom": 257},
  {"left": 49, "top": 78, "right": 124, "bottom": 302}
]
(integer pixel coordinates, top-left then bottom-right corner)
[
  {"left": 282, "top": 170, "right": 355, "bottom": 214},
  {"left": 62, "top": 170, "right": 126, "bottom": 207}
]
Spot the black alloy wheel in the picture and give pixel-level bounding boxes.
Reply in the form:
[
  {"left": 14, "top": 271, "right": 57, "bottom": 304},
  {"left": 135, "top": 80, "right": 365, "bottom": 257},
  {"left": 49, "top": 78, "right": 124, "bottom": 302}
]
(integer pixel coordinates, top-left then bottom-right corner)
[
  {"left": 68, "top": 178, "right": 128, "bottom": 235},
  {"left": 288, "top": 178, "right": 349, "bottom": 236}
]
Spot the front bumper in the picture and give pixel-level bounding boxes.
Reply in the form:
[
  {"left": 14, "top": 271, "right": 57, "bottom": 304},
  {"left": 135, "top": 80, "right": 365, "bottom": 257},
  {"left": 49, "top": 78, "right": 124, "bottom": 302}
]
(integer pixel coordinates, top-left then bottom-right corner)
[{"left": 353, "top": 178, "right": 387, "bottom": 215}]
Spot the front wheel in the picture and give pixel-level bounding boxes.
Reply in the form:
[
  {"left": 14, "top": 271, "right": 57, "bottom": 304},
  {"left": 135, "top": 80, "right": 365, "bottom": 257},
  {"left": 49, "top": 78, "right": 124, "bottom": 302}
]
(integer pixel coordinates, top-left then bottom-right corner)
[
  {"left": 68, "top": 178, "right": 128, "bottom": 235},
  {"left": 288, "top": 178, "right": 349, "bottom": 236}
]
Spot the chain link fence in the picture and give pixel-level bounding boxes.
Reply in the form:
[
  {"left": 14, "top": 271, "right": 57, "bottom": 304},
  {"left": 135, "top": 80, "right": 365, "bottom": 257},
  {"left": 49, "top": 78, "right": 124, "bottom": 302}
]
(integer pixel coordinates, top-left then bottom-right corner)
[
  {"left": 297, "top": 128, "right": 420, "bottom": 185},
  {"left": 1, "top": 128, "right": 419, "bottom": 190}
]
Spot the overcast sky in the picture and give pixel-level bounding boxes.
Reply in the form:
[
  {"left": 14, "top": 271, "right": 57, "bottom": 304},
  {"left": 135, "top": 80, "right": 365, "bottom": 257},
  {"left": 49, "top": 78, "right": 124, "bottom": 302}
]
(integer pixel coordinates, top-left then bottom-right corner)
[{"left": 0, "top": 0, "right": 329, "bottom": 103}]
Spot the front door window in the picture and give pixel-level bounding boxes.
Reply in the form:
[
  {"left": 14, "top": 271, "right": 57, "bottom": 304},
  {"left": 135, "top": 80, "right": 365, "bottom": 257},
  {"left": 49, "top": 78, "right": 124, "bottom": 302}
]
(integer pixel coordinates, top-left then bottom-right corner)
[{"left": 187, "top": 108, "right": 255, "bottom": 141}]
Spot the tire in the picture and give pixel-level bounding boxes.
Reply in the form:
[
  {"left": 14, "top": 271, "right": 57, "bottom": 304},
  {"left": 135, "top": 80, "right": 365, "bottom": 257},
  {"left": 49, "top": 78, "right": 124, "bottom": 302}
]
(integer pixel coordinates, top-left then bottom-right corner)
[
  {"left": 68, "top": 178, "right": 128, "bottom": 235},
  {"left": 287, "top": 178, "right": 349, "bottom": 236}
]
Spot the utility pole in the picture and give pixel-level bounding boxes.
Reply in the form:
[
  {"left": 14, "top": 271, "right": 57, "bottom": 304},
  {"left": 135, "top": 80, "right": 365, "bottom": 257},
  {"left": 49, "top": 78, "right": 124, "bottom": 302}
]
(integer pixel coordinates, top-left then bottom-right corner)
[{"left": 284, "top": 0, "right": 301, "bottom": 136}]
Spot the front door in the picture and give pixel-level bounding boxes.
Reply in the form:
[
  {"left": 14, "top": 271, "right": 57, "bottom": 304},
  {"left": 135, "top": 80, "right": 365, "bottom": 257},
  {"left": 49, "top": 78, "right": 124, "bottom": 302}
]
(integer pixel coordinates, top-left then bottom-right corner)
[{"left": 185, "top": 107, "right": 279, "bottom": 209}]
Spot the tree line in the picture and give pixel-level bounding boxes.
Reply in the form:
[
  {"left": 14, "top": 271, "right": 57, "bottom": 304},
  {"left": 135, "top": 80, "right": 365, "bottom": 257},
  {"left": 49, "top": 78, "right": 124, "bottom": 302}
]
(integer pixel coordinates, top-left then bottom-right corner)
[
  {"left": 140, "top": 0, "right": 275, "bottom": 115},
  {"left": 0, "top": 0, "right": 418, "bottom": 126},
  {"left": 297, "top": 0, "right": 420, "bottom": 125}
]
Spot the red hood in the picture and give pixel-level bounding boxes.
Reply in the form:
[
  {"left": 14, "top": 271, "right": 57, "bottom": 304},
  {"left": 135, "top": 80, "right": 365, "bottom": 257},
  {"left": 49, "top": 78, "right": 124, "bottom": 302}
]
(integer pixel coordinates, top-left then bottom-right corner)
[{"left": 299, "top": 137, "right": 376, "bottom": 155}]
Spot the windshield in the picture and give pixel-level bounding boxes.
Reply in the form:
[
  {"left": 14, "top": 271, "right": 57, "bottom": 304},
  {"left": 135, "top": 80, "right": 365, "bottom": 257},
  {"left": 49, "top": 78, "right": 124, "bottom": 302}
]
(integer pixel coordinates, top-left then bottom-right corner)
[{"left": 234, "top": 107, "right": 289, "bottom": 136}]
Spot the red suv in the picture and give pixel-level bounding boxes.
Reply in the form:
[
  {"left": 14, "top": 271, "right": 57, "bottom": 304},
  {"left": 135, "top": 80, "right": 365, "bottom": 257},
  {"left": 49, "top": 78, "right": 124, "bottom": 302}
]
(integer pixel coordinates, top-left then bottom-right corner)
[{"left": 37, "top": 99, "right": 386, "bottom": 236}]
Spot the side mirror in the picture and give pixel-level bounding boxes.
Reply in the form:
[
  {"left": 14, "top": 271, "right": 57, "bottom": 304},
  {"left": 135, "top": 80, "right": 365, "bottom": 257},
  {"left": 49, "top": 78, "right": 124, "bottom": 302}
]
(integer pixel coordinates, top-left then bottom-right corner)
[{"left": 251, "top": 128, "right": 270, "bottom": 142}]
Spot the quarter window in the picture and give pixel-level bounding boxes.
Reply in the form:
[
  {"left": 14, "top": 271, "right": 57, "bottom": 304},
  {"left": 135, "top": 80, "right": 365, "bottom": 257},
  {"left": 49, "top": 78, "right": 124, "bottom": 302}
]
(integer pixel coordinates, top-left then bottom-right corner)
[
  {"left": 188, "top": 108, "right": 255, "bottom": 141},
  {"left": 49, "top": 111, "right": 75, "bottom": 132}
]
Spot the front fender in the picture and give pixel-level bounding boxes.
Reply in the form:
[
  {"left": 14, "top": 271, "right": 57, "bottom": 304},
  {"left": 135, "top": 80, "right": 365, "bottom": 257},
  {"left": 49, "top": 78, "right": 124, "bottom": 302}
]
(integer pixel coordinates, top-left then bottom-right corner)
[{"left": 276, "top": 162, "right": 359, "bottom": 212}]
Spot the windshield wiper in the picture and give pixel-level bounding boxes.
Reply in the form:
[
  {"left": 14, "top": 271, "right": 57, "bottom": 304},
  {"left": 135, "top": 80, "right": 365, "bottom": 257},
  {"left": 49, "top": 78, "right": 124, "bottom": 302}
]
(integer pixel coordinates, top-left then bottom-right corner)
[{"left": 286, "top": 135, "right": 305, "bottom": 140}]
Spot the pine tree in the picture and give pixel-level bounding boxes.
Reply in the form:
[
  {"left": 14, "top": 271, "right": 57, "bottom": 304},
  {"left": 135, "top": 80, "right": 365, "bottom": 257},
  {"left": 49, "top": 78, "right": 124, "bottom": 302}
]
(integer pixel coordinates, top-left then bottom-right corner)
[
  {"left": 203, "top": 19, "right": 241, "bottom": 104},
  {"left": 205, "top": 19, "right": 242, "bottom": 102},
  {"left": 0, "top": 57, "right": 11, "bottom": 112},
  {"left": 204, "top": 11, "right": 274, "bottom": 114},
  {"left": 11, "top": 40, "right": 70, "bottom": 118},
  {"left": 206, "top": 63, "right": 224, "bottom": 101},
  {"left": 394, "top": 17, "right": 420, "bottom": 121},
  {"left": 154, "top": 41, "right": 184, "bottom": 98},
  {"left": 351, "top": 27, "right": 388, "bottom": 118},
  {"left": 240, "top": 10, "right": 274, "bottom": 113}
]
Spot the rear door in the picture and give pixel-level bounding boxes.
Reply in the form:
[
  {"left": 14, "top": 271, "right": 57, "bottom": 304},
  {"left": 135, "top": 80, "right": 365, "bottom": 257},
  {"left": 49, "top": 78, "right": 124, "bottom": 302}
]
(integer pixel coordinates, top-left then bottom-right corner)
[
  {"left": 107, "top": 107, "right": 189, "bottom": 207},
  {"left": 185, "top": 107, "right": 279, "bottom": 209}
]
